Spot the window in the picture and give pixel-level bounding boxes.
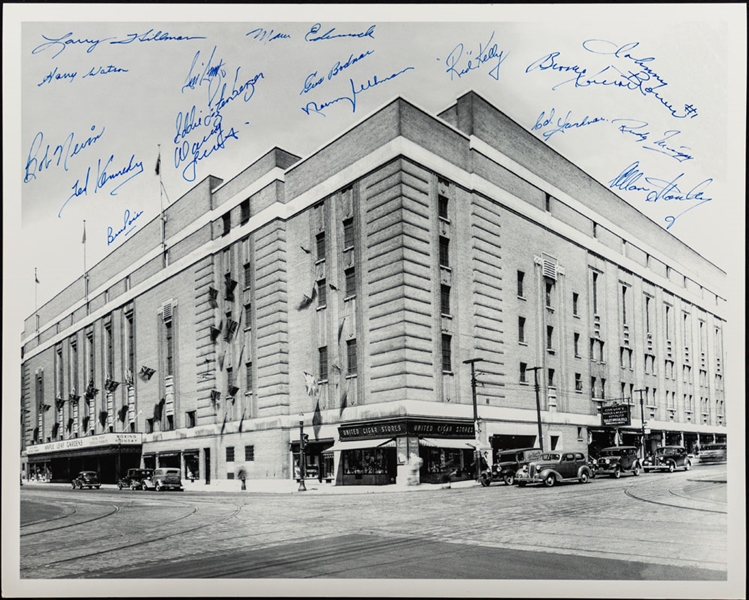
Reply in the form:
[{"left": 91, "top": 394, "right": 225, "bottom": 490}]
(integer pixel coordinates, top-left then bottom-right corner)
[
  {"left": 346, "top": 339, "right": 357, "bottom": 376},
  {"left": 699, "top": 369, "right": 707, "bottom": 387},
  {"left": 343, "top": 218, "right": 354, "bottom": 250},
  {"left": 245, "top": 361, "right": 253, "bottom": 391},
  {"left": 644, "top": 354, "right": 655, "bottom": 374},
  {"left": 621, "top": 285, "right": 628, "bottom": 325},
  {"left": 441, "top": 334, "right": 452, "bottom": 372},
  {"left": 517, "top": 271, "right": 525, "bottom": 298},
  {"left": 591, "top": 377, "right": 597, "bottom": 398},
  {"left": 125, "top": 312, "right": 134, "bottom": 378},
  {"left": 441, "top": 285, "right": 451, "bottom": 316},
  {"left": 548, "top": 368, "right": 555, "bottom": 388},
  {"left": 620, "top": 347, "right": 632, "bottom": 369},
  {"left": 55, "top": 345, "right": 64, "bottom": 398},
  {"left": 665, "top": 360, "right": 674, "bottom": 379},
  {"left": 572, "top": 292, "right": 579, "bottom": 316},
  {"left": 545, "top": 192, "right": 551, "bottom": 212},
  {"left": 438, "top": 194, "right": 449, "bottom": 219},
  {"left": 227, "top": 366, "right": 234, "bottom": 391},
  {"left": 245, "top": 445, "right": 255, "bottom": 461},
  {"left": 166, "top": 414, "right": 174, "bottom": 431},
  {"left": 240, "top": 199, "right": 250, "bottom": 224},
  {"left": 222, "top": 212, "right": 231, "bottom": 236},
  {"left": 345, "top": 267, "right": 356, "bottom": 298},
  {"left": 601, "top": 378, "right": 606, "bottom": 399},
  {"left": 574, "top": 333, "right": 580, "bottom": 357},
  {"left": 317, "top": 279, "right": 327, "bottom": 307},
  {"left": 683, "top": 365, "right": 691, "bottom": 384},
  {"left": 546, "top": 326, "right": 554, "bottom": 351},
  {"left": 318, "top": 346, "right": 328, "bottom": 381},
  {"left": 520, "top": 362, "right": 528, "bottom": 384},
  {"left": 645, "top": 296, "right": 652, "bottom": 333},
  {"left": 316, "top": 232, "right": 326, "bottom": 262},
  {"left": 665, "top": 305, "right": 672, "bottom": 340},
  {"left": 244, "top": 303, "right": 252, "bottom": 329},
  {"left": 146, "top": 418, "right": 154, "bottom": 433},
  {"left": 70, "top": 338, "right": 78, "bottom": 393},
  {"left": 518, "top": 317, "right": 526, "bottom": 343},
  {"left": 244, "top": 262, "right": 252, "bottom": 290},
  {"left": 592, "top": 272, "right": 599, "bottom": 314},
  {"left": 105, "top": 321, "right": 114, "bottom": 379},
  {"left": 590, "top": 338, "right": 596, "bottom": 361},
  {"left": 165, "top": 320, "right": 174, "bottom": 376},
  {"left": 545, "top": 280, "right": 554, "bottom": 308},
  {"left": 186, "top": 411, "right": 196, "bottom": 428},
  {"left": 226, "top": 446, "right": 235, "bottom": 462},
  {"left": 575, "top": 373, "right": 583, "bottom": 392},
  {"left": 439, "top": 236, "right": 450, "bottom": 268}
]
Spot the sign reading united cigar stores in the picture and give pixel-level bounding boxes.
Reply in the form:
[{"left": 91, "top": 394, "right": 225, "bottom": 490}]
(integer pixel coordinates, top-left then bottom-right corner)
[{"left": 338, "top": 419, "right": 475, "bottom": 440}]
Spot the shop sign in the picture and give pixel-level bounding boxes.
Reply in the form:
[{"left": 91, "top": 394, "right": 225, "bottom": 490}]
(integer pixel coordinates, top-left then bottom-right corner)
[
  {"left": 26, "top": 432, "right": 142, "bottom": 455},
  {"left": 339, "top": 419, "right": 475, "bottom": 440},
  {"left": 601, "top": 404, "right": 631, "bottom": 427}
]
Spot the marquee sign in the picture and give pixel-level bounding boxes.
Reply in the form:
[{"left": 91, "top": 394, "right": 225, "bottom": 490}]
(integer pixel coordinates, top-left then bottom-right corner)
[
  {"left": 25, "top": 433, "right": 142, "bottom": 455},
  {"left": 339, "top": 418, "right": 475, "bottom": 440},
  {"left": 601, "top": 404, "right": 631, "bottom": 427}
]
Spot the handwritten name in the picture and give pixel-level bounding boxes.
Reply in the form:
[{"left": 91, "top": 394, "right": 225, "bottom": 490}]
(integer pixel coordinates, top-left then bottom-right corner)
[
  {"left": 174, "top": 114, "right": 239, "bottom": 182},
  {"left": 531, "top": 108, "right": 607, "bottom": 141},
  {"left": 181, "top": 46, "right": 226, "bottom": 95},
  {"left": 302, "top": 66, "right": 414, "bottom": 117},
  {"left": 611, "top": 119, "right": 694, "bottom": 162},
  {"left": 246, "top": 28, "right": 291, "bottom": 43},
  {"left": 24, "top": 125, "right": 106, "bottom": 183},
  {"left": 608, "top": 161, "right": 712, "bottom": 229},
  {"left": 107, "top": 209, "right": 144, "bottom": 246},
  {"left": 32, "top": 30, "right": 206, "bottom": 59},
  {"left": 304, "top": 23, "right": 376, "bottom": 42},
  {"left": 300, "top": 49, "right": 375, "bottom": 95},
  {"left": 444, "top": 31, "right": 510, "bottom": 81}
]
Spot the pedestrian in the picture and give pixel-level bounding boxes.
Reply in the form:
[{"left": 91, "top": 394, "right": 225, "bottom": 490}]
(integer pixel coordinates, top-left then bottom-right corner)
[{"left": 237, "top": 466, "right": 247, "bottom": 491}]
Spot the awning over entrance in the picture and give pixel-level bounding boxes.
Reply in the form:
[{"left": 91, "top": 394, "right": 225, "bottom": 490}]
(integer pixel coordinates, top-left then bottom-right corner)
[
  {"left": 419, "top": 438, "right": 476, "bottom": 450},
  {"left": 323, "top": 438, "right": 395, "bottom": 453}
]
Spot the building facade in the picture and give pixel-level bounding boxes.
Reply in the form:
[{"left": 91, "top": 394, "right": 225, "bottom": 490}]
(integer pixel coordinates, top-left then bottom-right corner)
[{"left": 20, "top": 92, "right": 728, "bottom": 486}]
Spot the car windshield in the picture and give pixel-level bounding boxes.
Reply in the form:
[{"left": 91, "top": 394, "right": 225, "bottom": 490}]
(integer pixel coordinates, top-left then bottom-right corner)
[
  {"left": 541, "top": 453, "right": 560, "bottom": 461},
  {"left": 165, "top": 469, "right": 180, "bottom": 475},
  {"left": 600, "top": 450, "right": 621, "bottom": 456}
]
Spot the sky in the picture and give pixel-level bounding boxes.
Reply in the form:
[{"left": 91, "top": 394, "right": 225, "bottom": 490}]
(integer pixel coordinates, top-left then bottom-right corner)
[{"left": 3, "top": 5, "right": 747, "bottom": 598}]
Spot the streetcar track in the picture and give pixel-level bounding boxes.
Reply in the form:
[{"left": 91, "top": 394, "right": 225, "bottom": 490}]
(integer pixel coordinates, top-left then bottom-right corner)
[
  {"left": 21, "top": 505, "right": 121, "bottom": 537},
  {"left": 669, "top": 488, "right": 726, "bottom": 506},
  {"left": 21, "top": 505, "right": 78, "bottom": 528},
  {"left": 624, "top": 487, "right": 726, "bottom": 514}
]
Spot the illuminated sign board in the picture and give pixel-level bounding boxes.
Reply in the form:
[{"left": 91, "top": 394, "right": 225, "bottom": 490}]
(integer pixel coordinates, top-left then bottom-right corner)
[{"left": 25, "top": 433, "right": 142, "bottom": 455}]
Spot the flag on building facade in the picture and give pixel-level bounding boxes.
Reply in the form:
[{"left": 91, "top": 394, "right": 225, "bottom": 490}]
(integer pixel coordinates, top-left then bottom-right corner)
[
  {"left": 302, "top": 371, "right": 318, "bottom": 397},
  {"left": 155, "top": 150, "right": 161, "bottom": 176}
]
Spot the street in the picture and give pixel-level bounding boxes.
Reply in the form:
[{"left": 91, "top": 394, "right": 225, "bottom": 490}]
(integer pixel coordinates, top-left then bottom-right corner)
[{"left": 19, "top": 464, "right": 727, "bottom": 581}]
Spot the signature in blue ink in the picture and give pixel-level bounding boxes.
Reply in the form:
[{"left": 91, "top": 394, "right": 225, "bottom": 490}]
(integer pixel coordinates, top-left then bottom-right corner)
[
  {"left": 526, "top": 40, "right": 698, "bottom": 120},
  {"left": 302, "top": 66, "right": 414, "bottom": 117},
  {"left": 107, "top": 209, "right": 144, "bottom": 246},
  {"left": 304, "top": 23, "right": 375, "bottom": 42},
  {"left": 611, "top": 119, "right": 694, "bottom": 162},
  {"left": 531, "top": 108, "right": 607, "bottom": 141},
  {"left": 182, "top": 46, "right": 226, "bottom": 94},
  {"left": 38, "top": 66, "right": 77, "bottom": 86},
  {"left": 58, "top": 153, "right": 144, "bottom": 217},
  {"left": 246, "top": 27, "right": 291, "bottom": 43},
  {"left": 32, "top": 30, "right": 206, "bottom": 59},
  {"left": 173, "top": 113, "right": 239, "bottom": 182},
  {"left": 24, "top": 125, "right": 106, "bottom": 183},
  {"left": 82, "top": 64, "right": 129, "bottom": 79},
  {"left": 208, "top": 68, "right": 264, "bottom": 116},
  {"left": 444, "top": 31, "right": 510, "bottom": 82},
  {"left": 608, "top": 161, "right": 712, "bottom": 229},
  {"left": 300, "top": 50, "right": 375, "bottom": 96}
]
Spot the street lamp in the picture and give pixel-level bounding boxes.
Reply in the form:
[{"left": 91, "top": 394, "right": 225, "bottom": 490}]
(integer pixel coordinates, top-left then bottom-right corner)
[
  {"left": 463, "top": 358, "right": 484, "bottom": 483},
  {"left": 635, "top": 389, "right": 647, "bottom": 460},
  {"left": 526, "top": 367, "right": 544, "bottom": 452},
  {"left": 298, "top": 413, "right": 307, "bottom": 492}
]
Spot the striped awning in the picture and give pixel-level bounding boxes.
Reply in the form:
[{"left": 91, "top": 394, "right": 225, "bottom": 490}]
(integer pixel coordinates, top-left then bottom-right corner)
[{"left": 323, "top": 438, "right": 395, "bottom": 453}]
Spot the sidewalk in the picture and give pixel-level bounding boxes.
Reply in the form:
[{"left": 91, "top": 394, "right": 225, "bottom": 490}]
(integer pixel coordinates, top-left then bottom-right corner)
[{"left": 21, "top": 478, "right": 480, "bottom": 495}]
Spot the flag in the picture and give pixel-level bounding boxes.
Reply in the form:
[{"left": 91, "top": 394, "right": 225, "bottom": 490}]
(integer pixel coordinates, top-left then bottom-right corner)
[
  {"left": 302, "top": 371, "right": 318, "bottom": 397},
  {"left": 82, "top": 221, "right": 86, "bottom": 244},
  {"left": 312, "top": 399, "right": 322, "bottom": 440},
  {"left": 34, "top": 268, "right": 39, "bottom": 284},
  {"left": 155, "top": 150, "right": 161, "bottom": 176},
  {"left": 238, "top": 408, "right": 246, "bottom": 432},
  {"left": 338, "top": 317, "right": 346, "bottom": 342},
  {"left": 220, "top": 412, "right": 228, "bottom": 436},
  {"left": 297, "top": 286, "right": 317, "bottom": 310}
]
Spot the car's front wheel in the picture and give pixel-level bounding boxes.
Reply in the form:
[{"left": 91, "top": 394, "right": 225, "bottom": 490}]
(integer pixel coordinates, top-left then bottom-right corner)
[
  {"left": 503, "top": 474, "right": 515, "bottom": 486},
  {"left": 685, "top": 460, "right": 692, "bottom": 471},
  {"left": 579, "top": 471, "right": 589, "bottom": 484},
  {"left": 633, "top": 465, "right": 641, "bottom": 476},
  {"left": 668, "top": 462, "right": 675, "bottom": 473},
  {"left": 155, "top": 482, "right": 162, "bottom": 492},
  {"left": 613, "top": 468, "right": 621, "bottom": 479},
  {"left": 543, "top": 474, "right": 556, "bottom": 487}
]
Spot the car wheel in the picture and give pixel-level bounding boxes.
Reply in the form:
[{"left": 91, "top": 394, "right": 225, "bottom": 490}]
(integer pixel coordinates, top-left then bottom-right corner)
[
  {"left": 543, "top": 474, "right": 555, "bottom": 487},
  {"left": 613, "top": 468, "right": 621, "bottom": 479},
  {"left": 155, "top": 483, "right": 162, "bottom": 492},
  {"left": 668, "top": 462, "right": 675, "bottom": 473},
  {"left": 580, "top": 471, "right": 589, "bottom": 484},
  {"left": 480, "top": 475, "right": 490, "bottom": 487},
  {"left": 118, "top": 482, "right": 123, "bottom": 490},
  {"left": 503, "top": 474, "right": 515, "bottom": 486},
  {"left": 517, "top": 482, "right": 527, "bottom": 487},
  {"left": 72, "top": 482, "right": 76, "bottom": 489},
  {"left": 685, "top": 460, "right": 692, "bottom": 471},
  {"left": 633, "top": 465, "right": 641, "bottom": 476}
]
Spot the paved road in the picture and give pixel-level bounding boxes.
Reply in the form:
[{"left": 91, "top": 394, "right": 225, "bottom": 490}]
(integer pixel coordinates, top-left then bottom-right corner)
[{"left": 19, "top": 464, "right": 727, "bottom": 580}]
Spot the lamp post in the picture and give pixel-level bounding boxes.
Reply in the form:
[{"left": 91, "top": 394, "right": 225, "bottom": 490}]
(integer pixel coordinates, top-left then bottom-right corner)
[
  {"left": 634, "top": 389, "right": 647, "bottom": 460},
  {"left": 298, "top": 413, "right": 307, "bottom": 492},
  {"left": 526, "top": 367, "right": 544, "bottom": 452},
  {"left": 463, "top": 358, "right": 484, "bottom": 483}
]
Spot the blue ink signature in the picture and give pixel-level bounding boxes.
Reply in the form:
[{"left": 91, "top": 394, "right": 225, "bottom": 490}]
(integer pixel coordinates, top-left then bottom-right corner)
[
  {"left": 107, "top": 209, "right": 144, "bottom": 246},
  {"left": 304, "top": 23, "right": 375, "bottom": 42},
  {"left": 526, "top": 40, "right": 698, "bottom": 120},
  {"left": 174, "top": 113, "right": 239, "bottom": 182},
  {"left": 38, "top": 66, "right": 77, "bottom": 86},
  {"left": 58, "top": 153, "right": 144, "bottom": 217},
  {"left": 32, "top": 30, "right": 206, "bottom": 59},
  {"left": 608, "top": 161, "right": 712, "bottom": 229},
  {"left": 181, "top": 46, "right": 226, "bottom": 94},
  {"left": 531, "top": 108, "right": 607, "bottom": 141},
  {"left": 301, "top": 66, "right": 414, "bottom": 117},
  {"left": 24, "top": 126, "right": 106, "bottom": 183},
  {"left": 300, "top": 50, "right": 375, "bottom": 95},
  {"left": 82, "top": 64, "right": 129, "bottom": 79},
  {"left": 444, "top": 31, "right": 510, "bottom": 81},
  {"left": 611, "top": 120, "right": 694, "bottom": 162},
  {"left": 246, "top": 28, "right": 291, "bottom": 43}
]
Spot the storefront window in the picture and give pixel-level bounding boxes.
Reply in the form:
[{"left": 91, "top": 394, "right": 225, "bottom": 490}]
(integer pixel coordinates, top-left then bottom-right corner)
[{"left": 342, "top": 448, "right": 389, "bottom": 475}]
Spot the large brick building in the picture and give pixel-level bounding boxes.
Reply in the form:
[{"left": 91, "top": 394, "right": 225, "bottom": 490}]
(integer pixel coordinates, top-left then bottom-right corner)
[{"left": 20, "top": 91, "right": 728, "bottom": 486}]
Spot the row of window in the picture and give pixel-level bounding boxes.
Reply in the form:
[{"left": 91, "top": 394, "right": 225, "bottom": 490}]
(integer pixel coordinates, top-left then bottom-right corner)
[
  {"left": 225, "top": 445, "right": 255, "bottom": 462},
  {"left": 317, "top": 339, "right": 358, "bottom": 380}
]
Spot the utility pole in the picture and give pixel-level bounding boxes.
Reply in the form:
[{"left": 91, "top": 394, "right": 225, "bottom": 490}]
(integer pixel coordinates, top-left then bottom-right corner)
[
  {"left": 527, "top": 367, "right": 544, "bottom": 452},
  {"left": 463, "top": 358, "right": 484, "bottom": 483},
  {"left": 634, "top": 389, "right": 647, "bottom": 460},
  {"left": 298, "top": 413, "right": 307, "bottom": 492}
]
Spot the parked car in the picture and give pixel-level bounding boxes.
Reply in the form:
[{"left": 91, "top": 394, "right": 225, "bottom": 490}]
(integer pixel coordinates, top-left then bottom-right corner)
[
  {"left": 643, "top": 446, "right": 692, "bottom": 473},
  {"left": 596, "top": 446, "right": 641, "bottom": 478},
  {"left": 117, "top": 468, "right": 154, "bottom": 490},
  {"left": 698, "top": 443, "right": 727, "bottom": 464},
  {"left": 514, "top": 452, "right": 592, "bottom": 487},
  {"left": 587, "top": 456, "right": 599, "bottom": 478},
  {"left": 72, "top": 471, "right": 101, "bottom": 489},
  {"left": 145, "top": 468, "right": 183, "bottom": 492},
  {"left": 480, "top": 448, "right": 542, "bottom": 486}
]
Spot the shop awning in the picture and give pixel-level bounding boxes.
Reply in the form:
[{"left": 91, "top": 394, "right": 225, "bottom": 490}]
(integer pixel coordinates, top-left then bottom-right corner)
[
  {"left": 323, "top": 438, "right": 395, "bottom": 453},
  {"left": 419, "top": 438, "right": 476, "bottom": 450}
]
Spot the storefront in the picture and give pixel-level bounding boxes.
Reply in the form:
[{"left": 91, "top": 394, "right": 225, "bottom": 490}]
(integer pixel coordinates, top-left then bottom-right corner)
[
  {"left": 290, "top": 438, "right": 335, "bottom": 482},
  {"left": 25, "top": 433, "right": 143, "bottom": 484},
  {"left": 326, "top": 417, "right": 476, "bottom": 486}
]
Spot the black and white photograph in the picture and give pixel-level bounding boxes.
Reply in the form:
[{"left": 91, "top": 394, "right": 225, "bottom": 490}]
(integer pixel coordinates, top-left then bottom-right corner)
[{"left": 3, "top": 4, "right": 746, "bottom": 598}]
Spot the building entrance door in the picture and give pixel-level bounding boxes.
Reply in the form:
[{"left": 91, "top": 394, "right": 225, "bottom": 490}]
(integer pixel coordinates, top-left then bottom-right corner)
[{"left": 204, "top": 448, "right": 211, "bottom": 484}]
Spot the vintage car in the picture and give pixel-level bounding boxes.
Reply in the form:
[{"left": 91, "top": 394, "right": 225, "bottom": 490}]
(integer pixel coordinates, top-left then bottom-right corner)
[
  {"left": 643, "top": 446, "right": 692, "bottom": 473},
  {"left": 697, "top": 443, "right": 727, "bottom": 464},
  {"left": 143, "top": 468, "right": 183, "bottom": 492},
  {"left": 71, "top": 471, "right": 101, "bottom": 489},
  {"left": 481, "top": 448, "right": 542, "bottom": 486},
  {"left": 514, "top": 452, "right": 592, "bottom": 487},
  {"left": 596, "top": 446, "right": 641, "bottom": 478},
  {"left": 117, "top": 468, "right": 154, "bottom": 490}
]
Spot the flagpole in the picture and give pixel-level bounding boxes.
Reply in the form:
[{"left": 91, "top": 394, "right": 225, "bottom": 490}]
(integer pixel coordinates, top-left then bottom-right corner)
[
  {"left": 157, "top": 145, "right": 166, "bottom": 266},
  {"left": 82, "top": 220, "right": 88, "bottom": 303},
  {"left": 34, "top": 268, "right": 39, "bottom": 333}
]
